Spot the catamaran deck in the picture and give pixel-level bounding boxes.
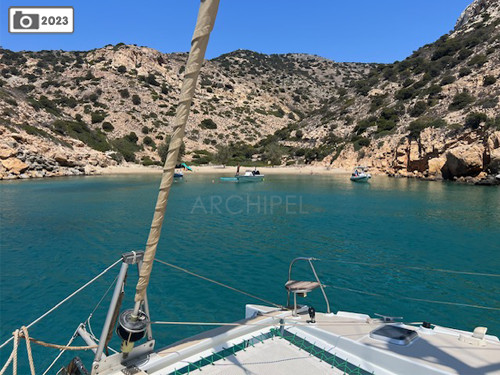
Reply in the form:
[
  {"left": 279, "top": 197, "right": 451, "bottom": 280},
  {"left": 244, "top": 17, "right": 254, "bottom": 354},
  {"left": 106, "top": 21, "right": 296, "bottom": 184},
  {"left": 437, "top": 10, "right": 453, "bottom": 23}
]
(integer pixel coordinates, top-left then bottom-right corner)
[
  {"left": 96, "top": 305, "right": 500, "bottom": 375},
  {"left": 175, "top": 338, "right": 345, "bottom": 375}
]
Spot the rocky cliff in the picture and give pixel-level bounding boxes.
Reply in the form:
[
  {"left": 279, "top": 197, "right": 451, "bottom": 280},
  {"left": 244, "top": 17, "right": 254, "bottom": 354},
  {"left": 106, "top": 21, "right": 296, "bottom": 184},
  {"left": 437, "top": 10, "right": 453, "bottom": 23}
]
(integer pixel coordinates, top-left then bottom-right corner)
[{"left": 0, "top": 0, "right": 499, "bottom": 184}]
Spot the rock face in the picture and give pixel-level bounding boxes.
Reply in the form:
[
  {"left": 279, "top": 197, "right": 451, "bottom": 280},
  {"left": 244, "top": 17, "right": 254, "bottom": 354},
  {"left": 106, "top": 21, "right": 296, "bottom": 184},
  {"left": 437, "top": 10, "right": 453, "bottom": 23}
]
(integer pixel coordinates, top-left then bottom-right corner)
[
  {"left": 488, "top": 148, "right": 500, "bottom": 174},
  {"left": 1, "top": 158, "right": 29, "bottom": 175},
  {"left": 443, "top": 145, "right": 484, "bottom": 178},
  {"left": 455, "top": 0, "right": 500, "bottom": 31},
  {"left": 428, "top": 157, "right": 446, "bottom": 177}
]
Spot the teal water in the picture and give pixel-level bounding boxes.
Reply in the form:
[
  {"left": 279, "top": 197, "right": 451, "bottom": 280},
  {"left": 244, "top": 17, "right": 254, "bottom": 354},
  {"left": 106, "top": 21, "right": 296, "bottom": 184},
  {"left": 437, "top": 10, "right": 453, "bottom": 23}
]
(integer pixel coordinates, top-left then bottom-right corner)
[{"left": 1, "top": 174, "right": 499, "bottom": 373}]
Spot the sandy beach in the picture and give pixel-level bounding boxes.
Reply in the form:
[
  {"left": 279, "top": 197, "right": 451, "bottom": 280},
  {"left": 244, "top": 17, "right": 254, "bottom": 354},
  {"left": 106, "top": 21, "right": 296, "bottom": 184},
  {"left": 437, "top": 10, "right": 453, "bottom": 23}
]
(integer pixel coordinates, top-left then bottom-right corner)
[{"left": 99, "top": 164, "right": 354, "bottom": 176}]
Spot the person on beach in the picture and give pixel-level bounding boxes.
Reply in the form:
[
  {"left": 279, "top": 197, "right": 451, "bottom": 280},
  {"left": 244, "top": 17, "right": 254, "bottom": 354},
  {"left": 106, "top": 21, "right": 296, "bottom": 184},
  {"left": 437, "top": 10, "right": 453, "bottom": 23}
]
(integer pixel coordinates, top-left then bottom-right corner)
[{"left": 236, "top": 164, "right": 240, "bottom": 176}]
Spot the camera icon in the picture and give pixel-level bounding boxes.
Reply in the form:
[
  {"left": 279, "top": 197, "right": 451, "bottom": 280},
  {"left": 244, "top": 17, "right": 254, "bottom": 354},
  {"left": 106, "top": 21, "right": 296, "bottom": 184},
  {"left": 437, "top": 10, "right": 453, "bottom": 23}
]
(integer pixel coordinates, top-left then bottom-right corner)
[{"left": 13, "top": 11, "right": 39, "bottom": 30}]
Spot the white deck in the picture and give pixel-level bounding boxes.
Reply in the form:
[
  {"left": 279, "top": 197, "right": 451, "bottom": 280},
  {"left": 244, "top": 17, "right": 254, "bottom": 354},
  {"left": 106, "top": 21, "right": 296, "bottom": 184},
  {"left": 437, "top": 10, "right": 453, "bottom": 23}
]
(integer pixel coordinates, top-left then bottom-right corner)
[{"left": 94, "top": 305, "right": 500, "bottom": 375}]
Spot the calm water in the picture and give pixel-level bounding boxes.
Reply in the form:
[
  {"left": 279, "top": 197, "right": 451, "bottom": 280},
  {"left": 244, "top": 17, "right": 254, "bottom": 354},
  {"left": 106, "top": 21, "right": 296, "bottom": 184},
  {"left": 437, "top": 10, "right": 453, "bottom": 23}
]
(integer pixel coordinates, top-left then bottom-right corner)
[{"left": 1, "top": 174, "right": 499, "bottom": 373}]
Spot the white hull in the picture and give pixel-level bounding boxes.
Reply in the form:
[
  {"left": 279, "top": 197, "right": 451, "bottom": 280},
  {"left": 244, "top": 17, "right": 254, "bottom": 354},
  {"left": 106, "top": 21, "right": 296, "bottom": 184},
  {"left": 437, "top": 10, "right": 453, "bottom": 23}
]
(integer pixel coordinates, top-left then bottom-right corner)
[
  {"left": 95, "top": 304, "right": 500, "bottom": 375},
  {"left": 350, "top": 173, "right": 371, "bottom": 182}
]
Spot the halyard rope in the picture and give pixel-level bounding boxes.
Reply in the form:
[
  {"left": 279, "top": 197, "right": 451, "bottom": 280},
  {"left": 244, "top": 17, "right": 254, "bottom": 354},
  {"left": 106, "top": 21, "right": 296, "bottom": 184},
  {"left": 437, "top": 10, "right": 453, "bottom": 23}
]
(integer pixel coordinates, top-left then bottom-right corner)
[
  {"left": 0, "top": 258, "right": 121, "bottom": 350},
  {"left": 154, "top": 258, "right": 283, "bottom": 308}
]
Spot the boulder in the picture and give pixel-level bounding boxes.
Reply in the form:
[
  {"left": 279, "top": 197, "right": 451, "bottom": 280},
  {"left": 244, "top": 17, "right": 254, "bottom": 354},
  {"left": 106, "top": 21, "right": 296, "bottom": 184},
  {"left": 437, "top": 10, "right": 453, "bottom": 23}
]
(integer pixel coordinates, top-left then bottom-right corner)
[
  {"left": 428, "top": 157, "right": 446, "bottom": 176},
  {"left": 0, "top": 148, "right": 16, "bottom": 159},
  {"left": 54, "top": 152, "right": 78, "bottom": 167},
  {"left": 487, "top": 148, "right": 500, "bottom": 174},
  {"left": 1, "top": 158, "right": 29, "bottom": 175},
  {"left": 443, "top": 145, "right": 484, "bottom": 178},
  {"left": 9, "top": 133, "right": 25, "bottom": 143}
]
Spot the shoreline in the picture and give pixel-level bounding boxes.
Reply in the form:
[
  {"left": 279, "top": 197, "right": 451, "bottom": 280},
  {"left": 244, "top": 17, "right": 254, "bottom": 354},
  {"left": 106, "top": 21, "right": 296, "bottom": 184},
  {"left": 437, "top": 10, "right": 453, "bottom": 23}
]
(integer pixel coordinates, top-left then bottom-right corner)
[{"left": 99, "top": 164, "right": 356, "bottom": 176}]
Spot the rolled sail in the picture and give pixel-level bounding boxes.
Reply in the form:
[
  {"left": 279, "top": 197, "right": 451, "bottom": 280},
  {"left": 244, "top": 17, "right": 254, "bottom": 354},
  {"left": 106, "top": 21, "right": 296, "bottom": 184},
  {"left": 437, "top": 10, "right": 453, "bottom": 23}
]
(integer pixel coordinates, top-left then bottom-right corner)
[{"left": 135, "top": 0, "right": 220, "bottom": 303}]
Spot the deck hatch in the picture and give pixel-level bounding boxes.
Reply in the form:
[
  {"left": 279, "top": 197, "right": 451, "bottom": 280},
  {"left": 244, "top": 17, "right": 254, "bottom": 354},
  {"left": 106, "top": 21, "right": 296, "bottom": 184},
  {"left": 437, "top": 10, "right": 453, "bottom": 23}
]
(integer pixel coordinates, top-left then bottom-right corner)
[{"left": 370, "top": 325, "right": 419, "bottom": 346}]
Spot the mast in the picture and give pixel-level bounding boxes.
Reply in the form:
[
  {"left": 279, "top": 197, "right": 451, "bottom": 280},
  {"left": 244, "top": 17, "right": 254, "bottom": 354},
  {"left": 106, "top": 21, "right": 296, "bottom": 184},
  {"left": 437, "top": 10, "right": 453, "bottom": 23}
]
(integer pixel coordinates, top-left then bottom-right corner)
[{"left": 133, "top": 0, "right": 220, "bottom": 311}]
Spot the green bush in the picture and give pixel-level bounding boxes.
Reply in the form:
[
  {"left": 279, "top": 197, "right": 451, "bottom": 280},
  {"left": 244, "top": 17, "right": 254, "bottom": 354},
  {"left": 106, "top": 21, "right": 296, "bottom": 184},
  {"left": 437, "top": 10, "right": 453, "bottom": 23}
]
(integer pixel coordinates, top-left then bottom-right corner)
[
  {"left": 409, "top": 101, "right": 427, "bottom": 117},
  {"left": 146, "top": 74, "right": 160, "bottom": 86},
  {"left": 353, "top": 137, "right": 370, "bottom": 151},
  {"left": 132, "top": 94, "right": 141, "bottom": 105},
  {"left": 91, "top": 111, "right": 107, "bottom": 124},
  {"left": 395, "top": 87, "right": 416, "bottom": 101},
  {"left": 111, "top": 135, "right": 141, "bottom": 162},
  {"left": 125, "top": 132, "right": 138, "bottom": 143},
  {"left": 37, "top": 95, "right": 60, "bottom": 116},
  {"left": 477, "top": 96, "right": 498, "bottom": 109},
  {"left": 102, "top": 122, "right": 114, "bottom": 132},
  {"left": 119, "top": 89, "right": 130, "bottom": 98},
  {"left": 426, "top": 85, "right": 442, "bottom": 97},
  {"left": 448, "top": 91, "right": 475, "bottom": 111},
  {"left": 143, "top": 136, "right": 155, "bottom": 147},
  {"left": 141, "top": 156, "right": 160, "bottom": 166},
  {"left": 459, "top": 67, "right": 472, "bottom": 77},
  {"left": 440, "top": 75, "right": 456, "bottom": 86},
  {"left": 117, "top": 65, "right": 127, "bottom": 73},
  {"left": 408, "top": 118, "right": 447, "bottom": 139},
  {"left": 53, "top": 120, "right": 110, "bottom": 151},
  {"left": 468, "top": 54, "right": 487, "bottom": 67},
  {"left": 141, "top": 126, "right": 149, "bottom": 134},
  {"left": 483, "top": 75, "right": 497, "bottom": 86},
  {"left": 465, "top": 112, "right": 487, "bottom": 129},
  {"left": 200, "top": 118, "right": 217, "bottom": 129}
]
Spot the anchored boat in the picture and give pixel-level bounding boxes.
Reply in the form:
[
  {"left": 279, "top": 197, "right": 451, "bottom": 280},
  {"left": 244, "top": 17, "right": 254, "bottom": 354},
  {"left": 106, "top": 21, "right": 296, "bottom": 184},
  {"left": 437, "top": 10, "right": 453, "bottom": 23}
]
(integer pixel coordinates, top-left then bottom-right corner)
[
  {"left": 1, "top": 1, "right": 499, "bottom": 375},
  {"left": 350, "top": 166, "right": 371, "bottom": 182},
  {"left": 220, "top": 169, "right": 264, "bottom": 183}
]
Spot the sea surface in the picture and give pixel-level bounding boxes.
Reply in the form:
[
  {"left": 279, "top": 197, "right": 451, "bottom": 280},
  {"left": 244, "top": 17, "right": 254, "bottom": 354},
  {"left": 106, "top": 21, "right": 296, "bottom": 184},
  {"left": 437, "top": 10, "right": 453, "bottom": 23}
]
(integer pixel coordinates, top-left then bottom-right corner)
[{"left": 1, "top": 174, "right": 499, "bottom": 373}]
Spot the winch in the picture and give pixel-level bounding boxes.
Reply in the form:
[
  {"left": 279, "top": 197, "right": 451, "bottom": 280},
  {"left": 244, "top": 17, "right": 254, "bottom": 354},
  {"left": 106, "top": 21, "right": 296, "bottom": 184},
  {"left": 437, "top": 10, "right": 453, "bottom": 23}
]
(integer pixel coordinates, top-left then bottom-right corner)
[{"left": 116, "top": 309, "right": 149, "bottom": 357}]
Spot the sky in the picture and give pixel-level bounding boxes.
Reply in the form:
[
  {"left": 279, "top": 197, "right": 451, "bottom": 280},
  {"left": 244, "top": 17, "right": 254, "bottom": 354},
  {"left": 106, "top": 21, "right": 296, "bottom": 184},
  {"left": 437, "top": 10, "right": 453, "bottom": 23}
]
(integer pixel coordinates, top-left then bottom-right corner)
[{"left": 0, "top": 0, "right": 473, "bottom": 63}]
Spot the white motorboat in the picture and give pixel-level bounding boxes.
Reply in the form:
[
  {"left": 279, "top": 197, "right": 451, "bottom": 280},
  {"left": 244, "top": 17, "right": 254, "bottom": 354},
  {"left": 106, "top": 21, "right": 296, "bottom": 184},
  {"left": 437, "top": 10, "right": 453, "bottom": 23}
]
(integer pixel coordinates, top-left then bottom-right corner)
[
  {"left": 350, "top": 166, "right": 371, "bottom": 182},
  {"left": 220, "top": 169, "right": 264, "bottom": 182}
]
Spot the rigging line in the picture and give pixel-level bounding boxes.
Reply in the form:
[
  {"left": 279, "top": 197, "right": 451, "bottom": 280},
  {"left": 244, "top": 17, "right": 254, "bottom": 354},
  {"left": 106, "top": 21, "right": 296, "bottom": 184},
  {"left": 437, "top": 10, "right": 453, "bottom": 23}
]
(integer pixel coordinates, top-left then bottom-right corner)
[
  {"left": 326, "top": 259, "right": 500, "bottom": 278},
  {"left": 86, "top": 273, "right": 119, "bottom": 341},
  {"left": 154, "top": 258, "right": 283, "bottom": 309},
  {"left": 41, "top": 326, "right": 79, "bottom": 375},
  {"left": 328, "top": 285, "right": 500, "bottom": 311},
  {"left": 88, "top": 273, "right": 119, "bottom": 318},
  {"left": 0, "top": 258, "right": 122, "bottom": 350}
]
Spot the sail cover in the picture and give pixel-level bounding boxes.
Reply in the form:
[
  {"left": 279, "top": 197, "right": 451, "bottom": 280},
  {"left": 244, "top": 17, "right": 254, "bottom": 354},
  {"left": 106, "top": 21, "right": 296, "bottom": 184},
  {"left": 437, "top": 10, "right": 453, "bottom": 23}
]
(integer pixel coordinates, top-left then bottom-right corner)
[{"left": 135, "top": 0, "right": 220, "bottom": 303}]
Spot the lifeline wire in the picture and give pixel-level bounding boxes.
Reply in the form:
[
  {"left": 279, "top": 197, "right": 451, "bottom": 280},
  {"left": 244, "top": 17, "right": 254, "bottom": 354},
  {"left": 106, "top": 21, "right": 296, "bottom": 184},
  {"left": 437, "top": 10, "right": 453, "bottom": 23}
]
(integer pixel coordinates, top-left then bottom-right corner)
[
  {"left": 155, "top": 258, "right": 500, "bottom": 312},
  {"left": 0, "top": 258, "right": 122, "bottom": 350},
  {"left": 328, "top": 285, "right": 500, "bottom": 311},
  {"left": 327, "top": 259, "right": 500, "bottom": 278},
  {"left": 154, "top": 258, "right": 283, "bottom": 308}
]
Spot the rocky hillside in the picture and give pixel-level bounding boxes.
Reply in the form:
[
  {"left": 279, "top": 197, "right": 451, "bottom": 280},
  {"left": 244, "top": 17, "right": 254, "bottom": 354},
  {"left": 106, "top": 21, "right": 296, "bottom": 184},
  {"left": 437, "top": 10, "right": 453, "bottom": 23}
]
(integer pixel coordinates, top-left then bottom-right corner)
[
  {"left": 0, "top": 0, "right": 499, "bottom": 183},
  {"left": 0, "top": 46, "right": 370, "bottom": 178},
  {"left": 291, "top": 0, "right": 500, "bottom": 184}
]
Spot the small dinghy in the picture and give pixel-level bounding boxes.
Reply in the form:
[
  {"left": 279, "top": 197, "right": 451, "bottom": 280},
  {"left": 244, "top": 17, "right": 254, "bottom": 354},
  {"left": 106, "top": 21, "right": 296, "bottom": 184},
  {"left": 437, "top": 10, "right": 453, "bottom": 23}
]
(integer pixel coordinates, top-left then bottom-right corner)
[
  {"left": 350, "top": 166, "right": 371, "bottom": 182},
  {"left": 220, "top": 168, "right": 264, "bottom": 183},
  {"left": 174, "top": 163, "right": 193, "bottom": 179}
]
